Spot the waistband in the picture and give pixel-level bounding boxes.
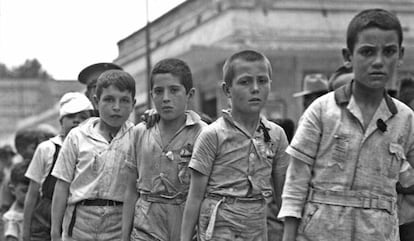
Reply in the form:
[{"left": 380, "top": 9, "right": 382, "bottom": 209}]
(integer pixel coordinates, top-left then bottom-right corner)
[
  {"left": 307, "top": 188, "right": 396, "bottom": 213},
  {"left": 206, "top": 193, "right": 264, "bottom": 204},
  {"left": 78, "top": 199, "right": 123, "bottom": 206},
  {"left": 140, "top": 193, "right": 186, "bottom": 205}
]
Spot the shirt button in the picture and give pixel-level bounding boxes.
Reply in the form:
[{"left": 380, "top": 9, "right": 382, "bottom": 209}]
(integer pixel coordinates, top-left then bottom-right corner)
[{"left": 249, "top": 153, "right": 255, "bottom": 159}]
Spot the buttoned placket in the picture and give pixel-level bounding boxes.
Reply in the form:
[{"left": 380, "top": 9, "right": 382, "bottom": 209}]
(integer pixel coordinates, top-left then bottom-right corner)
[{"left": 345, "top": 98, "right": 395, "bottom": 190}]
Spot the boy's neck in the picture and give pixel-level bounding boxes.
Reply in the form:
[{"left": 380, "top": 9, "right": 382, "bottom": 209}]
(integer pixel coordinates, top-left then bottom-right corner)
[
  {"left": 158, "top": 114, "right": 187, "bottom": 136},
  {"left": 352, "top": 82, "right": 384, "bottom": 107},
  {"left": 97, "top": 119, "right": 121, "bottom": 142},
  {"left": 231, "top": 109, "right": 260, "bottom": 135}
]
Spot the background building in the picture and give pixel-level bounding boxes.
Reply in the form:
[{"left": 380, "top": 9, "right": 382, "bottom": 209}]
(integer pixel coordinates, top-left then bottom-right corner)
[
  {"left": 0, "top": 78, "right": 84, "bottom": 145},
  {"left": 114, "top": 0, "right": 414, "bottom": 122}
]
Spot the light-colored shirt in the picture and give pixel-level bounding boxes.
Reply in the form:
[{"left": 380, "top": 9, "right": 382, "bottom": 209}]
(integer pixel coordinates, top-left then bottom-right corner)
[
  {"left": 2, "top": 202, "right": 23, "bottom": 241},
  {"left": 52, "top": 117, "right": 134, "bottom": 204},
  {"left": 126, "top": 111, "right": 206, "bottom": 196},
  {"left": 25, "top": 135, "right": 62, "bottom": 187},
  {"left": 278, "top": 83, "right": 414, "bottom": 240},
  {"left": 189, "top": 110, "right": 289, "bottom": 202}
]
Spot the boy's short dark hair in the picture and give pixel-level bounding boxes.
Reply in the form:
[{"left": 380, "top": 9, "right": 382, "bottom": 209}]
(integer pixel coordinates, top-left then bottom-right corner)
[
  {"left": 223, "top": 50, "right": 272, "bottom": 86},
  {"left": 346, "top": 9, "right": 403, "bottom": 53},
  {"left": 150, "top": 58, "right": 193, "bottom": 93},
  {"left": 14, "top": 127, "right": 55, "bottom": 157},
  {"left": 95, "top": 70, "right": 136, "bottom": 100},
  {"left": 10, "top": 162, "right": 29, "bottom": 186}
]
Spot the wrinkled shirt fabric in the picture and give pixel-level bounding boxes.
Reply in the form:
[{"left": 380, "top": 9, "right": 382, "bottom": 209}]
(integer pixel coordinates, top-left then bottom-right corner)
[
  {"left": 190, "top": 110, "right": 289, "bottom": 241},
  {"left": 279, "top": 83, "right": 414, "bottom": 241},
  {"left": 126, "top": 111, "right": 206, "bottom": 241}
]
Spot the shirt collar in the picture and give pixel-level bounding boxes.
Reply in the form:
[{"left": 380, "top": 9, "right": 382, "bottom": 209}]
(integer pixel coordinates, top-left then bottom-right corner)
[
  {"left": 334, "top": 80, "right": 398, "bottom": 115},
  {"left": 82, "top": 117, "right": 134, "bottom": 141},
  {"left": 184, "top": 110, "right": 202, "bottom": 126},
  {"left": 221, "top": 109, "right": 270, "bottom": 133}
]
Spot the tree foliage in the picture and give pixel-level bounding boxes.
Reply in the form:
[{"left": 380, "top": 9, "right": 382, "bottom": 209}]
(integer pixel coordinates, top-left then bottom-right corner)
[{"left": 0, "top": 59, "right": 53, "bottom": 79}]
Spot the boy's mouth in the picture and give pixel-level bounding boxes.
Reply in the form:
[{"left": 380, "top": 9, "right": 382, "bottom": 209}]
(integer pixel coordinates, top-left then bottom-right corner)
[{"left": 248, "top": 98, "right": 262, "bottom": 103}]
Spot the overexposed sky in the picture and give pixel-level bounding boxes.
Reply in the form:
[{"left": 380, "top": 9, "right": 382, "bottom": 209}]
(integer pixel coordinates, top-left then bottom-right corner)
[{"left": 0, "top": 0, "right": 186, "bottom": 80}]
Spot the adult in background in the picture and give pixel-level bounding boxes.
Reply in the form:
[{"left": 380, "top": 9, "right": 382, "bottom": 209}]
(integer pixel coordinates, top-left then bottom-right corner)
[
  {"left": 293, "top": 73, "right": 329, "bottom": 110},
  {"left": 78, "top": 62, "right": 122, "bottom": 114}
]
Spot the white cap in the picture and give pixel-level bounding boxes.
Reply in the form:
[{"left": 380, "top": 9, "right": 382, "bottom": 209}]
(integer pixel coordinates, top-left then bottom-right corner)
[{"left": 59, "top": 92, "right": 93, "bottom": 119}]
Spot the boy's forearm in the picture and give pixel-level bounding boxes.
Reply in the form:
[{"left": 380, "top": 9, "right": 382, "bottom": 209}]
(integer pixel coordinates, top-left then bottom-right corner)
[
  {"left": 180, "top": 196, "right": 202, "bottom": 241},
  {"left": 181, "top": 170, "right": 208, "bottom": 241},
  {"left": 121, "top": 186, "right": 138, "bottom": 241},
  {"left": 282, "top": 217, "right": 300, "bottom": 241},
  {"left": 51, "top": 180, "right": 70, "bottom": 240},
  {"left": 23, "top": 181, "right": 40, "bottom": 241}
]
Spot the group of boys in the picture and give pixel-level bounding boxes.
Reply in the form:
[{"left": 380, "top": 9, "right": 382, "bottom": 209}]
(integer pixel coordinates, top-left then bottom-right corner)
[{"left": 4, "top": 8, "right": 414, "bottom": 241}]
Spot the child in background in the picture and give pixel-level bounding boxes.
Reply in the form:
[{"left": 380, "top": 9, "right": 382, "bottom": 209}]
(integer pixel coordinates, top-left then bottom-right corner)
[
  {"left": 23, "top": 92, "right": 93, "bottom": 241},
  {"left": 122, "top": 58, "right": 206, "bottom": 241},
  {"left": 181, "top": 50, "right": 289, "bottom": 241},
  {"left": 51, "top": 70, "right": 135, "bottom": 241},
  {"left": 3, "top": 162, "right": 30, "bottom": 241},
  {"left": 0, "top": 129, "right": 55, "bottom": 241}
]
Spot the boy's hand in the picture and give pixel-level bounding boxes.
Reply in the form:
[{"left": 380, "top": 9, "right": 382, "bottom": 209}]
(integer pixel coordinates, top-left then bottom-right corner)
[{"left": 140, "top": 109, "right": 159, "bottom": 128}]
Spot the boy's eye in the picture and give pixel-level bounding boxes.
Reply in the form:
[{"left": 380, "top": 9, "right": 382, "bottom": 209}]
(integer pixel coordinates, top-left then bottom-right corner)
[
  {"left": 120, "top": 98, "right": 131, "bottom": 104},
  {"left": 170, "top": 87, "right": 181, "bottom": 94},
  {"left": 257, "top": 76, "right": 269, "bottom": 84},
  {"left": 153, "top": 88, "right": 163, "bottom": 95},
  {"left": 383, "top": 47, "right": 397, "bottom": 57},
  {"left": 103, "top": 96, "right": 115, "bottom": 102},
  {"left": 359, "top": 47, "right": 375, "bottom": 57},
  {"left": 238, "top": 76, "right": 252, "bottom": 85}
]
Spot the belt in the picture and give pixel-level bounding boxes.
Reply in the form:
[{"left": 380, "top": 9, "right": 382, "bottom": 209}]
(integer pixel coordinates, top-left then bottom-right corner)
[
  {"left": 307, "top": 188, "right": 396, "bottom": 213},
  {"left": 204, "top": 193, "right": 264, "bottom": 240},
  {"left": 78, "top": 199, "right": 123, "bottom": 206},
  {"left": 140, "top": 193, "right": 186, "bottom": 205},
  {"left": 206, "top": 193, "right": 264, "bottom": 204}
]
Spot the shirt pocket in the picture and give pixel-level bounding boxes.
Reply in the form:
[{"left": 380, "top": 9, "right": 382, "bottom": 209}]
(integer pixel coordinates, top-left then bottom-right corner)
[
  {"left": 298, "top": 202, "right": 320, "bottom": 234},
  {"left": 177, "top": 144, "right": 193, "bottom": 185},
  {"left": 387, "top": 142, "right": 406, "bottom": 179},
  {"left": 329, "top": 133, "right": 349, "bottom": 171}
]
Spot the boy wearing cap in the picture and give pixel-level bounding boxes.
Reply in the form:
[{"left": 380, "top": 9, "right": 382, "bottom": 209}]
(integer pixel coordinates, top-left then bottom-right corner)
[
  {"left": 51, "top": 70, "right": 135, "bottom": 241},
  {"left": 279, "top": 9, "right": 414, "bottom": 241},
  {"left": 181, "top": 50, "right": 289, "bottom": 241},
  {"left": 78, "top": 63, "right": 122, "bottom": 114},
  {"left": 293, "top": 73, "right": 329, "bottom": 110},
  {"left": 23, "top": 93, "right": 93, "bottom": 241}
]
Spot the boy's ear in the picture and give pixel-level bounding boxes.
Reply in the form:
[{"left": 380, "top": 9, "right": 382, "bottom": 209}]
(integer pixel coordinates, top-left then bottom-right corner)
[
  {"left": 8, "top": 184, "right": 15, "bottom": 195},
  {"left": 398, "top": 46, "right": 405, "bottom": 67},
  {"left": 342, "top": 48, "right": 352, "bottom": 65},
  {"left": 93, "top": 95, "right": 99, "bottom": 108},
  {"left": 221, "top": 82, "right": 231, "bottom": 98},
  {"left": 187, "top": 88, "right": 195, "bottom": 99}
]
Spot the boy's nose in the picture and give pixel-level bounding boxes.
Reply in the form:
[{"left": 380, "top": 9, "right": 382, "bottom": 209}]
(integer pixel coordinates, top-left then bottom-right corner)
[
  {"left": 162, "top": 91, "right": 171, "bottom": 102},
  {"left": 112, "top": 101, "right": 121, "bottom": 110},
  {"left": 372, "top": 53, "right": 385, "bottom": 67},
  {"left": 251, "top": 80, "right": 260, "bottom": 92}
]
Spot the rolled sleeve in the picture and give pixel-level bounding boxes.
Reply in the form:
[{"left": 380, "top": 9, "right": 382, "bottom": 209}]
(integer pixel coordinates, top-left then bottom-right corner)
[
  {"left": 52, "top": 132, "right": 77, "bottom": 183},
  {"left": 125, "top": 127, "right": 140, "bottom": 169},
  {"left": 288, "top": 101, "right": 322, "bottom": 166},
  {"left": 272, "top": 130, "right": 290, "bottom": 197},
  {"left": 189, "top": 126, "right": 217, "bottom": 176},
  {"left": 278, "top": 157, "right": 312, "bottom": 219},
  {"left": 25, "top": 140, "right": 53, "bottom": 184}
]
